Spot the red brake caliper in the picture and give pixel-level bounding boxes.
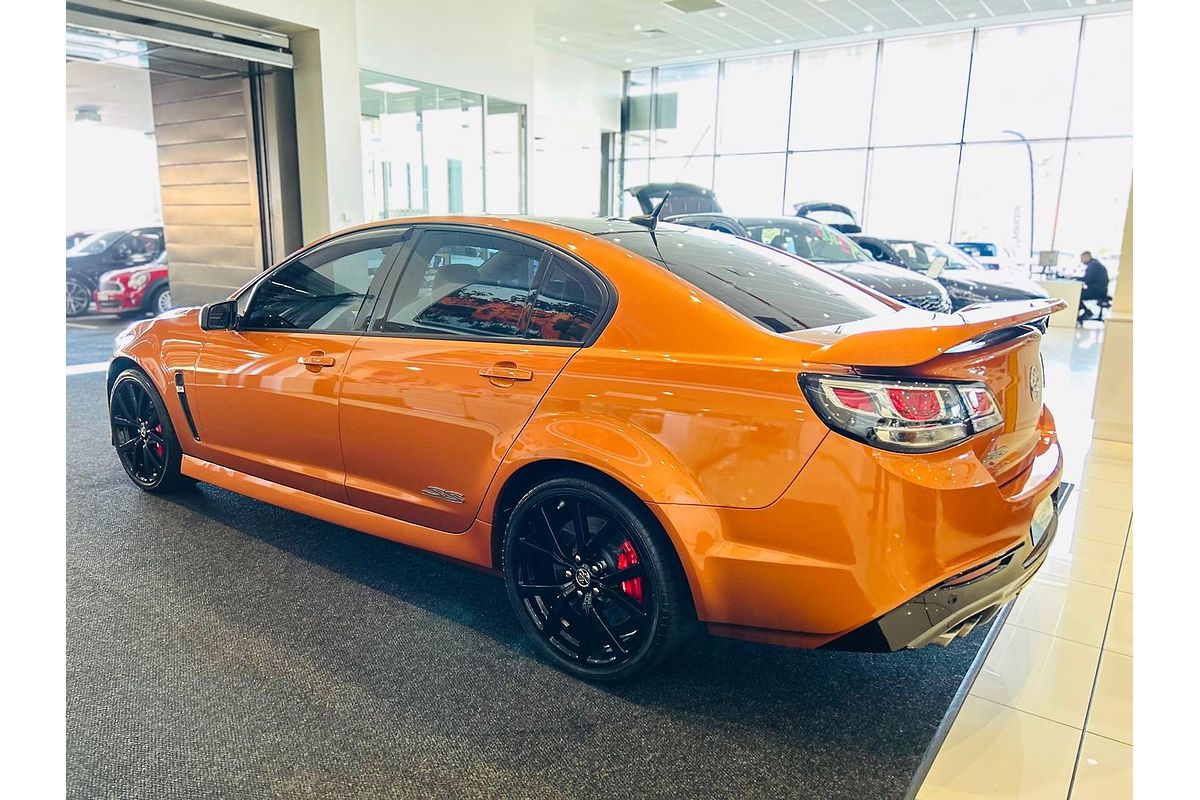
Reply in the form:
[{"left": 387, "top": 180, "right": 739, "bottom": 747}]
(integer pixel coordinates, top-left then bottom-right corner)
[
  {"left": 617, "top": 540, "right": 643, "bottom": 604},
  {"left": 154, "top": 424, "right": 164, "bottom": 459}
]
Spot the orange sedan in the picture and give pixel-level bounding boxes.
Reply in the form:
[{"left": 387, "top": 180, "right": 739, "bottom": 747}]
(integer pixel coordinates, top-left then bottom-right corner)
[{"left": 107, "top": 217, "right": 1066, "bottom": 680}]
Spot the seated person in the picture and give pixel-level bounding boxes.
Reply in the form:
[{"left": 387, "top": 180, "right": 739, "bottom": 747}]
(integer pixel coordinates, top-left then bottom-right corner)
[{"left": 1077, "top": 251, "right": 1111, "bottom": 321}]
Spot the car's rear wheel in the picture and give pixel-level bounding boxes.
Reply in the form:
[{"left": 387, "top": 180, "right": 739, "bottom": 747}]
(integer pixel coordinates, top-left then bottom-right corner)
[
  {"left": 109, "top": 369, "right": 190, "bottom": 493},
  {"left": 151, "top": 284, "right": 172, "bottom": 315},
  {"left": 66, "top": 280, "right": 91, "bottom": 317},
  {"left": 501, "top": 476, "right": 695, "bottom": 681}
]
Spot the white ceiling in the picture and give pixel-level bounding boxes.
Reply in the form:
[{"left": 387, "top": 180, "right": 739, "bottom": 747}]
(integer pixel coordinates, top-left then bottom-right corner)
[
  {"left": 66, "top": 60, "right": 155, "bottom": 134},
  {"left": 535, "top": 0, "right": 1132, "bottom": 69}
]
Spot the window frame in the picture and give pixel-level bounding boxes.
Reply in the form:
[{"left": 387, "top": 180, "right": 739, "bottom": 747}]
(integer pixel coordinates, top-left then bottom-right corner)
[
  {"left": 232, "top": 226, "right": 412, "bottom": 336},
  {"left": 363, "top": 223, "right": 617, "bottom": 349}
]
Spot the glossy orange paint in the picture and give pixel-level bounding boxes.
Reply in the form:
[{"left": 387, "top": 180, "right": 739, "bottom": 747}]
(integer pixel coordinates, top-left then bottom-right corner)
[{"left": 110, "top": 216, "right": 1063, "bottom": 649}]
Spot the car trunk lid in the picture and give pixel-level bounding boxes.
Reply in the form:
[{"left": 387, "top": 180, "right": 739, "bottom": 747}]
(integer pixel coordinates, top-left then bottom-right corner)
[{"left": 790, "top": 299, "right": 1063, "bottom": 482}]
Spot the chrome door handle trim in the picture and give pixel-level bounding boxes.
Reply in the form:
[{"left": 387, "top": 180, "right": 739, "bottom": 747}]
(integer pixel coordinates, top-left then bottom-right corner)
[
  {"left": 479, "top": 365, "right": 533, "bottom": 381},
  {"left": 298, "top": 354, "right": 336, "bottom": 368}
]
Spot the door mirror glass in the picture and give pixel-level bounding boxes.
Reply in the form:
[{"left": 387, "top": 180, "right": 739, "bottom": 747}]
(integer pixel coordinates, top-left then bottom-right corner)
[
  {"left": 200, "top": 300, "right": 237, "bottom": 330},
  {"left": 928, "top": 256, "right": 948, "bottom": 279}
]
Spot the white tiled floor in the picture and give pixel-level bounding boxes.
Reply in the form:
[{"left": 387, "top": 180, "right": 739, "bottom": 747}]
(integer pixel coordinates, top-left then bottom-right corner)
[{"left": 918, "top": 324, "right": 1133, "bottom": 800}]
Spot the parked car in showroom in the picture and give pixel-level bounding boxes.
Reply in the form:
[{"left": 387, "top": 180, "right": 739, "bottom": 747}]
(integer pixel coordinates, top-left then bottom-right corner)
[
  {"left": 66, "top": 226, "right": 165, "bottom": 317},
  {"left": 94, "top": 252, "right": 172, "bottom": 318},
  {"left": 668, "top": 213, "right": 952, "bottom": 313},
  {"left": 625, "top": 182, "right": 721, "bottom": 217},
  {"left": 793, "top": 201, "right": 862, "bottom": 234},
  {"left": 107, "top": 215, "right": 1064, "bottom": 681},
  {"left": 954, "top": 241, "right": 1021, "bottom": 271},
  {"left": 852, "top": 235, "right": 1049, "bottom": 311}
]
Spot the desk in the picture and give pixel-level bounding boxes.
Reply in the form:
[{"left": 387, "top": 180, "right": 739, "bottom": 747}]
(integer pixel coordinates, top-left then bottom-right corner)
[{"left": 1037, "top": 279, "right": 1082, "bottom": 328}]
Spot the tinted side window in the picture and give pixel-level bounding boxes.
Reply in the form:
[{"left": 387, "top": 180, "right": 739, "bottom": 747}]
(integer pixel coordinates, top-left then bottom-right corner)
[
  {"left": 601, "top": 226, "right": 893, "bottom": 332},
  {"left": 527, "top": 259, "right": 604, "bottom": 343},
  {"left": 242, "top": 233, "right": 404, "bottom": 331},
  {"left": 379, "top": 230, "right": 545, "bottom": 338}
]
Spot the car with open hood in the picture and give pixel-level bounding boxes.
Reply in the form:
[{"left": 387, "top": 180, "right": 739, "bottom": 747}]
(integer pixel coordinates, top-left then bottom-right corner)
[{"left": 107, "top": 215, "right": 1065, "bottom": 681}]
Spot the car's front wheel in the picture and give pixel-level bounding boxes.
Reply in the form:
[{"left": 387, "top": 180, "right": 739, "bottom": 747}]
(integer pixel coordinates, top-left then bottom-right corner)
[
  {"left": 109, "top": 368, "right": 190, "bottom": 493},
  {"left": 66, "top": 279, "right": 91, "bottom": 317},
  {"left": 501, "top": 476, "right": 695, "bottom": 681},
  {"left": 150, "top": 284, "right": 172, "bottom": 315}
]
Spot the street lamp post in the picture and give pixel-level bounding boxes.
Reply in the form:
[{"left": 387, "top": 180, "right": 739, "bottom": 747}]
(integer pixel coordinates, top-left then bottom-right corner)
[{"left": 1003, "top": 129, "right": 1035, "bottom": 265}]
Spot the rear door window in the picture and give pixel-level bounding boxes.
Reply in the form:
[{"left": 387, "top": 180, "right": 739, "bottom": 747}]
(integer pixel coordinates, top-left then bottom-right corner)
[
  {"left": 526, "top": 259, "right": 604, "bottom": 343},
  {"left": 377, "top": 229, "right": 547, "bottom": 338}
]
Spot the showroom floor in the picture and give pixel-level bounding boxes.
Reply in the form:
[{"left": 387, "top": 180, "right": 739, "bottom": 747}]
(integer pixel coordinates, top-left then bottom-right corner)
[
  {"left": 66, "top": 315, "right": 1130, "bottom": 799},
  {"left": 917, "top": 322, "right": 1134, "bottom": 800}
]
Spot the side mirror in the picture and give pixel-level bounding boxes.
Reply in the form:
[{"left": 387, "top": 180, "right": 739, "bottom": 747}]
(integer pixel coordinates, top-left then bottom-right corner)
[
  {"left": 200, "top": 300, "right": 237, "bottom": 330},
  {"left": 928, "top": 256, "right": 948, "bottom": 279}
]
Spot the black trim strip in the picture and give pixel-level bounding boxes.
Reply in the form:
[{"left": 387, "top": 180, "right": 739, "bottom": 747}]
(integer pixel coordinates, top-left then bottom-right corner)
[{"left": 174, "top": 371, "right": 201, "bottom": 442}]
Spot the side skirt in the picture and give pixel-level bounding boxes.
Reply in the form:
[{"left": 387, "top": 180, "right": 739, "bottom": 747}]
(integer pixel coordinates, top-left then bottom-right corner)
[{"left": 181, "top": 455, "right": 493, "bottom": 567}]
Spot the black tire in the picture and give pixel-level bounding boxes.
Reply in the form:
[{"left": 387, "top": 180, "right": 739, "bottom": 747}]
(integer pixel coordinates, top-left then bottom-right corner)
[
  {"left": 109, "top": 368, "right": 192, "bottom": 493},
  {"left": 66, "top": 279, "right": 92, "bottom": 317},
  {"left": 501, "top": 476, "right": 695, "bottom": 681}
]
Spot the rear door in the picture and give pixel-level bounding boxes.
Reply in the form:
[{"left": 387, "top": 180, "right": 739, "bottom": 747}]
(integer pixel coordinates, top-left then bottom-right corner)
[
  {"left": 338, "top": 226, "right": 610, "bottom": 532},
  {"left": 190, "top": 228, "right": 406, "bottom": 501}
]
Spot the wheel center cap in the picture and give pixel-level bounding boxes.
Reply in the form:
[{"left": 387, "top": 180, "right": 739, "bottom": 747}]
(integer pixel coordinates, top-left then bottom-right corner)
[
  {"left": 138, "top": 422, "right": 149, "bottom": 439},
  {"left": 574, "top": 567, "right": 592, "bottom": 588}
]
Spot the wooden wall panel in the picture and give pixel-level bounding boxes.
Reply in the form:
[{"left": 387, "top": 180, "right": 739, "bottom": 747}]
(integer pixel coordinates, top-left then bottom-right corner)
[{"left": 151, "top": 74, "right": 262, "bottom": 306}]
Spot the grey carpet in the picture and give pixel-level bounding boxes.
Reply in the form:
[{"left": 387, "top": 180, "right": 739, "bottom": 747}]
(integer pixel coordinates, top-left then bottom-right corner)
[{"left": 68, "top": 369, "right": 990, "bottom": 799}]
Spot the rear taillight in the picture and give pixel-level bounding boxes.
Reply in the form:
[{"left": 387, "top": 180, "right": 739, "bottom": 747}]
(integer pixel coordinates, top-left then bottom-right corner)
[{"left": 800, "top": 374, "right": 1003, "bottom": 453}]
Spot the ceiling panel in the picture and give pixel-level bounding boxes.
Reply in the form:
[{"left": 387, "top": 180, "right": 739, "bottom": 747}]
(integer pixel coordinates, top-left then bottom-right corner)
[{"left": 534, "top": 0, "right": 1130, "bottom": 68}]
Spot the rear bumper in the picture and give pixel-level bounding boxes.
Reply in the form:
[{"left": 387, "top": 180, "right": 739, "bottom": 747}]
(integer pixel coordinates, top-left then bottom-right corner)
[
  {"left": 822, "top": 484, "right": 1066, "bottom": 652},
  {"left": 654, "top": 407, "right": 1064, "bottom": 648}
]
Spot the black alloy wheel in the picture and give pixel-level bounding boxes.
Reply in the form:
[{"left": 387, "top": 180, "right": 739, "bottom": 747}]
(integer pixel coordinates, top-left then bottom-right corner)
[
  {"left": 502, "top": 477, "right": 694, "bottom": 681},
  {"left": 109, "top": 369, "right": 189, "bottom": 493},
  {"left": 66, "top": 280, "right": 91, "bottom": 317}
]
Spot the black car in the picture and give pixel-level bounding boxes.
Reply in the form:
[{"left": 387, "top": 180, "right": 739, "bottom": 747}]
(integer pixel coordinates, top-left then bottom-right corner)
[
  {"left": 625, "top": 183, "right": 721, "bottom": 217},
  {"left": 851, "top": 235, "right": 1049, "bottom": 312},
  {"left": 667, "top": 213, "right": 952, "bottom": 313},
  {"left": 793, "top": 201, "right": 862, "bottom": 234},
  {"left": 66, "top": 227, "right": 165, "bottom": 317}
]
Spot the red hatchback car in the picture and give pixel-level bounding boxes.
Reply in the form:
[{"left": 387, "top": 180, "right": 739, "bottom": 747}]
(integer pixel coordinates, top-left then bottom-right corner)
[{"left": 94, "top": 256, "right": 172, "bottom": 317}]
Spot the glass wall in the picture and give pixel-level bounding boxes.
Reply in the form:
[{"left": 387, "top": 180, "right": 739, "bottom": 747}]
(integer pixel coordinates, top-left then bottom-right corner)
[
  {"left": 360, "top": 70, "right": 526, "bottom": 219},
  {"left": 616, "top": 12, "right": 1132, "bottom": 265}
]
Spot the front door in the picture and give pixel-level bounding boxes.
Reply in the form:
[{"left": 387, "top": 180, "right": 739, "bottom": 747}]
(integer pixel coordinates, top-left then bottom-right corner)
[
  {"left": 339, "top": 227, "right": 608, "bottom": 532},
  {"left": 190, "top": 228, "right": 407, "bottom": 501}
]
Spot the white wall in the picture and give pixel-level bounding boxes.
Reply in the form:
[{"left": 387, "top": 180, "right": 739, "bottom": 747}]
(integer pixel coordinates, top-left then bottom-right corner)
[
  {"left": 529, "top": 47, "right": 623, "bottom": 216},
  {"left": 355, "top": 0, "right": 537, "bottom": 105},
  {"left": 160, "top": 0, "right": 620, "bottom": 236}
]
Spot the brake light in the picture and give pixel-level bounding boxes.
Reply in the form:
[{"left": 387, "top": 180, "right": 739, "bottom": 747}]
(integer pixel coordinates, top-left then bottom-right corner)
[{"left": 800, "top": 375, "right": 1003, "bottom": 453}]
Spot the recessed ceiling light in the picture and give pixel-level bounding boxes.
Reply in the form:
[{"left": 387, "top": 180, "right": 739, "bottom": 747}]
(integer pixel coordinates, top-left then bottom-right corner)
[
  {"left": 559, "top": 35, "right": 568, "bottom": 42},
  {"left": 625, "top": 57, "right": 633, "bottom": 63},
  {"left": 633, "top": 24, "right": 642, "bottom": 31},
  {"left": 966, "top": 12, "right": 977, "bottom": 19},
  {"left": 365, "top": 81, "right": 420, "bottom": 94},
  {"left": 862, "top": 24, "right": 874, "bottom": 33},
  {"left": 695, "top": 49, "right": 703, "bottom": 54},
  {"left": 774, "top": 38, "right": 783, "bottom": 44},
  {"left": 717, "top": 10, "right": 728, "bottom": 17}
]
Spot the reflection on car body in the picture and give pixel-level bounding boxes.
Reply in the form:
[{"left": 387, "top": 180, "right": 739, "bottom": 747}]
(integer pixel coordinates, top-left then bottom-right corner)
[{"left": 107, "top": 216, "right": 1066, "bottom": 682}]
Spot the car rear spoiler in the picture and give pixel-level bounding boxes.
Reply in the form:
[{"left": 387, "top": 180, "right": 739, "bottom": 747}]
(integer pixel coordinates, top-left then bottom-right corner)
[{"left": 791, "top": 299, "right": 1067, "bottom": 367}]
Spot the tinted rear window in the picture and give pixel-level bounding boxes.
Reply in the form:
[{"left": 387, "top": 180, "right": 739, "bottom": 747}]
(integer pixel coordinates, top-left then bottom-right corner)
[{"left": 599, "top": 225, "right": 893, "bottom": 332}]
